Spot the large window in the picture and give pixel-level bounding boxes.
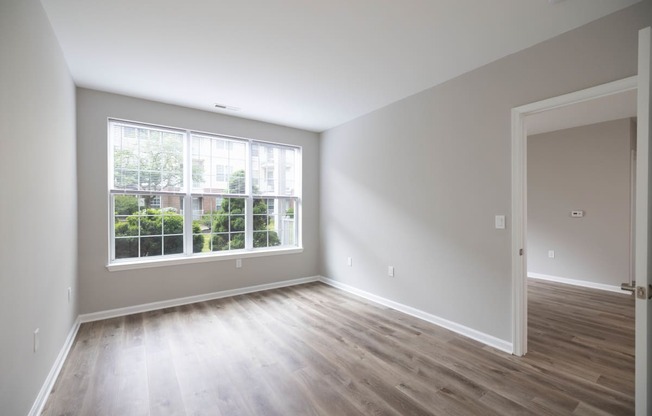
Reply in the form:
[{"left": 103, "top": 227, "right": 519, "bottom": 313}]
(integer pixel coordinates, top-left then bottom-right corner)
[{"left": 109, "top": 120, "right": 301, "bottom": 265}]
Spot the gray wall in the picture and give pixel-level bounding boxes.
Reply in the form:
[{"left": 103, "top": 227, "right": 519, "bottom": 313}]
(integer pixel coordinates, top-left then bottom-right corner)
[
  {"left": 76, "top": 89, "right": 320, "bottom": 314},
  {"left": 527, "top": 119, "right": 634, "bottom": 287},
  {"left": 320, "top": 1, "right": 652, "bottom": 343},
  {"left": 0, "top": 0, "right": 78, "bottom": 414}
]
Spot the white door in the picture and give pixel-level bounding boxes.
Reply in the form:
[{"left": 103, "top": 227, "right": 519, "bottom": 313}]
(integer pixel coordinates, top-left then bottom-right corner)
[{"left": 635, "top": 26, "right": 651, "bottom": 416}]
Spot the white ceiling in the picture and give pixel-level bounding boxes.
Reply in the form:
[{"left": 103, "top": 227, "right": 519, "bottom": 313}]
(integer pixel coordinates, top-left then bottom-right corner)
[
  {"left": 40, "top": 0, "right": 640, "bottom": 132},
  {"left": 526, "top": 89, "right": 637, "bottom": 135}
]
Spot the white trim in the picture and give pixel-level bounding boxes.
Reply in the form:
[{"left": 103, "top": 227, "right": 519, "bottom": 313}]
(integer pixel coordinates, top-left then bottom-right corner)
[
  {"left": 511, "top": 106, "right": 528, "bottom": 357},
  {"left": 28, "top": 317, "right": 81, "bottom": 416},
  {"left": 635, "top": 26, "right": 651, "bottom": 416},
  {"left": 514, "top": 76, "right": 638, "bottom": 115},
  {"left": 319, "top": 276, "right": 513, "bottom": 354},
  {"left": 106, "top": 247, "right": 303, "bottom": 272},
  {"left": 511, "top": 76, "right": 638, "bottom": 357},
  {"left": 630, "top": 146, "right": 637, "bottom": 286},
  {"left": 79, "top": 275, "right": 319, "bottom": 323},
  {"left": 528, "top": 272, "right": 631, "bottom": 294}
]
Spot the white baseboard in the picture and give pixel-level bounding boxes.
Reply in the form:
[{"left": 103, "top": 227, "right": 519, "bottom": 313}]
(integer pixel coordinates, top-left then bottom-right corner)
[
  {"left": 318, "top": 276, "right": 513, "bottom": 354},
  {"left": 79, "top": 275, "right": 320, "bottom": 323},
  {"left": 28, "top": 317, "right": 81, "bottom": 416},
  {"left": 527, "top": 272, "right": 630, "bottom": 294}
]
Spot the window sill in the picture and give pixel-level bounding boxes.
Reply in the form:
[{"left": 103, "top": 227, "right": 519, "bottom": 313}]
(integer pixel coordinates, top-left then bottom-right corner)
[{"left": 106, "top": 247, "right": 304, "bottom": 272}]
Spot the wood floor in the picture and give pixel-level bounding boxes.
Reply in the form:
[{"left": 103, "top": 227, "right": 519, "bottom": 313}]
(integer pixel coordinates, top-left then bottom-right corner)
[{"left": 42, "top": 279, "right": 635, "bottom": 415}]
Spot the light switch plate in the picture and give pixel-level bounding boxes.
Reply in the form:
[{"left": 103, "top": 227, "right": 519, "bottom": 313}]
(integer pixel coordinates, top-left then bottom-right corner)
[{"left": 495, "top": 215, "right": 506, "bottom": 229}]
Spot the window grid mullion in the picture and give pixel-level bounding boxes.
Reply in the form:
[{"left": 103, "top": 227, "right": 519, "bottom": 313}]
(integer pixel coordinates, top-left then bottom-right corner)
[
  {"left": 109, "top": 196, "right": 116, "bottom": 261},
  {"left": 245, "top": 139, "right": 254, "bottom": 250},
  {"left": 183, "top": 131, "right": 193, "bottom": 256}
]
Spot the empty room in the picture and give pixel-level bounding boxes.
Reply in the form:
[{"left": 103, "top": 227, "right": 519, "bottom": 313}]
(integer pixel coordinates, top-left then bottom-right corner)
[{"left": 1, "top": 0, "right": 651, "bottom": 415}]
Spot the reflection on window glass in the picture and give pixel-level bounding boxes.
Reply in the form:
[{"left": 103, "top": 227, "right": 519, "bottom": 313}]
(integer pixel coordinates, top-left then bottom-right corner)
[
  {"left": 192, "top": 135, "right": 246, "bottom": 194},
  {"left": 251, "top": 143, "right": 297, "bottom": 196},
  {"left": 112, "top": 124, "right": 184, "bottom": 192}
]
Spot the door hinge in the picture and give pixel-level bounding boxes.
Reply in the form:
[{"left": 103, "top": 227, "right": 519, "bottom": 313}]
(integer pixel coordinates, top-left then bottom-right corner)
[
  {"left": 519, "top": 248, "right": 524, "bottom": 256},
  {"left": 636, "top": 285, "right": 652, "bottom": 300}
]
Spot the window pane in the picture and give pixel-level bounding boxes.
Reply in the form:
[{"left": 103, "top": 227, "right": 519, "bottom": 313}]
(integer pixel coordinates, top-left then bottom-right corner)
[
  {"left": 252, "top": 198, "right": 297, "bottom": 249},
  {"left": 253, "top": 231, "right": 269, "bottom": 248},
  {"left": 191, "top": 134, "right": 247, "bottom": 194},
  {"left": 230, "top": 233, "right": 245, "bottom": 249},
  {"left": 251, "top": 143, "right": 297, "bottom": 196},
  {"left": 277, "top": 198, "right": 297, "bottom": 246},
  {"left": 193, "top": 196, "right": 246, "bottom": 253},
  {"left": 231, "top": 215, "right": 245, "bottom": 232},
  {"left": 115, "top": 238, "right": 138, "bottom": 259},
  {"left": 253, "top": 198, "right": 280, "bottom": 248},
  {"left": 164, "top": 236, "right": 184, "bottom": 255},
  {"left": 111, "top": 122, "right": 184, "bottom": 192},
  {"left": 193, "top": 195, "right": 216, "bottom": 254},
  {"left": 251, "top": 144, "right": 275, "bottom": 195},
  {"left": 112, "top": 194, "right": 185, "bottom": 260},
  {"left": 283, "top": 148, "right": 296, "bottom": 196},
  {"left": 140, "top": 236, "right": 162, "bottom": 257},
  {"left": 212, "top": 233, "right": 229, "bottom": 252}
]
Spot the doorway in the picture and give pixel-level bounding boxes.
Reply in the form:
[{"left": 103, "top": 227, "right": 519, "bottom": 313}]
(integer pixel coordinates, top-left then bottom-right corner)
[{"left": 510, "top": 75, "right": 638, "bottom": 356}]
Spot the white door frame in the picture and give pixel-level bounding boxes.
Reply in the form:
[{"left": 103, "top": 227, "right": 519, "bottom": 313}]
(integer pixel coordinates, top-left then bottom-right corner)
[
  {"left": 510, "top": 76, "right": 638, "bottom": 356},
  {"left": 635, "top": 26, "right": 651, "bottom": 416}
]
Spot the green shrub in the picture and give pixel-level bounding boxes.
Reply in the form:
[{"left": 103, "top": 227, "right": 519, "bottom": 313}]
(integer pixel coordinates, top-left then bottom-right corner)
[
  {"left": 209, "top": 195, "right": 279, "bottom": 251},
  {"left": 114, "top": 208, "right": 202, "bottom": 258},
  {"left": 114, "top": 195, "right": 139, "bottom": 215}
]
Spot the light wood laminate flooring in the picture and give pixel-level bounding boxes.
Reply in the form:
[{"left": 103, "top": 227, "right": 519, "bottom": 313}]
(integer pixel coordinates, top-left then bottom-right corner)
[{"left": 42, "top": 279, "right": 634, "bottom": 415}]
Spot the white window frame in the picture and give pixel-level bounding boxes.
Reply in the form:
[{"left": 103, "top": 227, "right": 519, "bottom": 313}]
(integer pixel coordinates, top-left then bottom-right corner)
[{"left": 107, "top": 119, "right": 302, "bottom": 271}]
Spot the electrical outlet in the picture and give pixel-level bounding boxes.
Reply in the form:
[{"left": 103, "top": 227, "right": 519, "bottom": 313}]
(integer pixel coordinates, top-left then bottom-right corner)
[
  {"left": 388, "top": 266, "right": 395, "bottom": 277},
  {"left": 548, "top": 250, "right": 555, "bottom": 259},
  {"left": 236, "top": 259, "right": 242, "bottom": 269},
  {"left": 67, "top": 287, "right": 72, "bottom": 303},
  {"left": 347, "top": 257, "right": 352, "bottom": 267},
  {"left": 33, "top": 328, "right": 39, "bottom": 353}
]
